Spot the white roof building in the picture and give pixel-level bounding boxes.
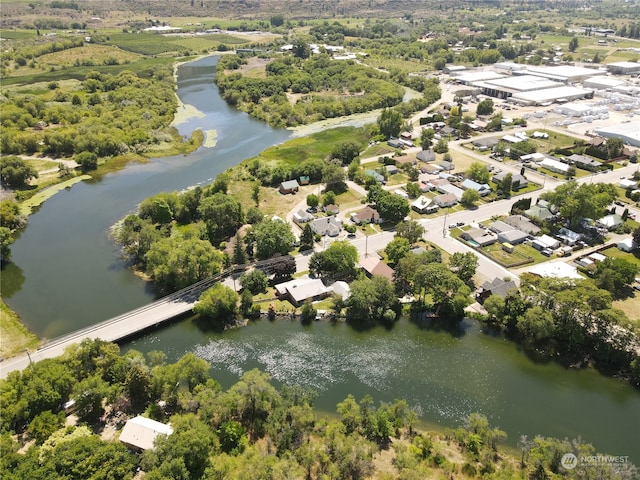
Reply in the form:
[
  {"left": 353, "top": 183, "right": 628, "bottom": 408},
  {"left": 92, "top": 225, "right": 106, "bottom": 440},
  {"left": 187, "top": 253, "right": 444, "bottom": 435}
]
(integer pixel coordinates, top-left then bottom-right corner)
[
  {"left": 528, "top": 261, "right": 582, "bottom": 279},
  {"left": 594, "top": 122, "right": 640, "bottom": 147},
  {"left": 511, "top": 86, "right": 593, "bottom": 106},
  {"left": 119, "top": 416, "right": 173, "bottom": 451},
  {"left": 539, "top": 157, "right": 570, "bottom": 174},
  {"left": 524, "top": 65, "right": 606, "bottom": 83},
  {"left": 275, "top": 278, "right": 330, "bottom": 306}
]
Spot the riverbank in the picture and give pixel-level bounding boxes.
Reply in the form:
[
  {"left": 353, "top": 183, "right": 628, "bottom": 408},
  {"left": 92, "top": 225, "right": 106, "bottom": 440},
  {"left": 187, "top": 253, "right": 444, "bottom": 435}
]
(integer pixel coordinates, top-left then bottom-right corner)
[{"left": 0, "top": 300, "right": 39, "bottom": 359}]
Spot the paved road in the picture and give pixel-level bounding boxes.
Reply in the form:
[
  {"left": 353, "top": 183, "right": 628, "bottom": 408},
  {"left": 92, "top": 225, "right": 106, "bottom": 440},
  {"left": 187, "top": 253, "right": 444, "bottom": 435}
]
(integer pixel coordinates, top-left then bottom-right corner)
[{"left": 0, "top": 297, "right": 193, "bottom": 379}]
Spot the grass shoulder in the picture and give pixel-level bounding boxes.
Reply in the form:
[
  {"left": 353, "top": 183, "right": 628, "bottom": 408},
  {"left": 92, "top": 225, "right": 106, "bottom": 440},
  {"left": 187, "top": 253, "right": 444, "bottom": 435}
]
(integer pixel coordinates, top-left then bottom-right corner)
[{"left": 0, "top": 299, "right": 39, "bottom": 359}]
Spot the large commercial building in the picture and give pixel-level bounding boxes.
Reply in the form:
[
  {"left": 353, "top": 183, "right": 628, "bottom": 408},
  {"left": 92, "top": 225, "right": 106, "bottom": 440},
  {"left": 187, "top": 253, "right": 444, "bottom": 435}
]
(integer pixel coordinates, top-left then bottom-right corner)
[
  {"left": 594, "top": 122, "right": 640, "bottom": 147},
  {"left": 606, "top": 62, "right": 640, "bottom": 75},
  {"left": 523, "top": 65, "right": 606, "bottom": 83}
]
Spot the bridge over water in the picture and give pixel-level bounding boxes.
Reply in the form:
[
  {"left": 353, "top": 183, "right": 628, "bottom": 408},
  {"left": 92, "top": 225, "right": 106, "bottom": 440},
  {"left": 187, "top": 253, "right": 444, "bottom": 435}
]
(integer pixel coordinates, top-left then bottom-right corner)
[{"left": 0, "top": 257, "right": 287, "bottom": 379}]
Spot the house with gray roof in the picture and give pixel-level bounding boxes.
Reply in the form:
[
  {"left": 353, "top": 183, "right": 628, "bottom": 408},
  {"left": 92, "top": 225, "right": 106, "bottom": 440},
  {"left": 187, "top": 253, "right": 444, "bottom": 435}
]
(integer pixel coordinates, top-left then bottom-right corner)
[
  {"left": 477, "top": 277, "right": 518, "bottom": 303},
  {"left": 497, "top": 229, "right": 529, "bottom": 245},
  {"left": 569, "top": 154, "right": 602, "bottom": 172},
  {"left": 417, "top": 150, "right": 436, "bottom": 163},
  {"left": 504, "top": 215, "right": 540, "bottom": 235},
  {"left": 461, "top": 179, "right": 491, "bottom": 196},
  {"left": 351, "top": 206, "right": 382, "bottom": 225},
  {"left": 492, "top": 172, "right": 529, "bottom": 190},
  {"left": 279, "top": 180, "right": 300, "bottom": 194},
  {"left": 275, "top": 278, "right": 330, "bottom": 307},
  {"left": 434, "top": 193, "right": 458, "bottom": 207},
  {"left": 365, "top": 169, "right": 385, "bottom": 183},
  {"left": 461, "top": 227, "right": 497, "bottom": 247},
  {"left": 311, "top": 216, "right": 342, "bottom": 236}
]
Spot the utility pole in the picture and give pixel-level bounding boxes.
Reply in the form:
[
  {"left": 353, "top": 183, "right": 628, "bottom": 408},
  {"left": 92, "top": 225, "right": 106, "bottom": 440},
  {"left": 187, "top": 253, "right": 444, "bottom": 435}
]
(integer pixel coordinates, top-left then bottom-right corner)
[{"left": 25, "top": 349, "right": 33, "bottom": 365}]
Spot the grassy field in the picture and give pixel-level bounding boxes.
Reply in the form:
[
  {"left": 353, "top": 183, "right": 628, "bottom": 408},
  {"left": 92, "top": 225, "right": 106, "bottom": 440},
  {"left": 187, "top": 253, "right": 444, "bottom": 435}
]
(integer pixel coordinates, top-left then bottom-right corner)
[{"left": 0, "top": 300, "right": 40, "bottom": 359}]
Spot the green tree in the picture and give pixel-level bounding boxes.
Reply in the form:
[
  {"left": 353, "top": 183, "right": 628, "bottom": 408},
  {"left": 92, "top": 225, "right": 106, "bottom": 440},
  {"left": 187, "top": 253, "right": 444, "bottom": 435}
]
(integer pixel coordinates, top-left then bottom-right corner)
[
  {"left": 306, "top": 193, "right": 319, "bottom": 209},
  {"left": 594, "top": 258, "right": 638, "bottom": 294},
  {"left": 468, "top": 162, "right": 491, "bottom": 183},
  {"left": 377, "top": 108, "right": 403, "bottom": 139},
  {"left": 251, "top": 181, "right": 260, "bottom": 207},
  {"left": 309, "top": 241, "right": 358, "bottom": 280},
  {"left": 75, "top": 151, "right": 98, "bottom": 171},
  {"left": 292, "top": 38, "right": 311, "bottom": 59},
  {"left": 433, "top": 138, "right": 449, "bottom": 154},
  {"left": 300, "top": 299, "right": 317, "bottom": 325},
  {"left": 145, "top": 237, "right": 224, "bottom": 292},
  {"left": 517, "top": 305, "right": 556, "bottom": 345},
  {"left": 232, "top": 232, "right": 247, "bottom": 265},
  {"left": 449, "top": 252, "right": 479, "bottom": 283},
  {"left": 0, "top": 226, "right": 15, "bottom": 265},
  {"left": 569, "top": 36, "right": 579, "bottom": 52},
  {"left": 322, "top": 162, "right": 346, "bottom": 191},
  {"left": 541, "top": 181, "right": 616, "bottom": 227},
  {"left": 28, "top": 410, "right": 65, "bottom": 445},
  {"left": 346, "top": 275, "right": 399, "bottom": 325},
  {"left": 0, "top": 156, "right": 38, "bottom": 188},
  {"left": 194, "top": 283, "right": 239, "bottom": 325},
  {"left": 461, "top": 188, "right": 480, "bottom": 208},
  {"left": 239, "top": 269, "right": 268, "bottom": 294},
  {"left": 299, "top": 223, "right": 314, "bottom": 251},
  {"left": 395, "top": 219, "right": 425, "bottom": 244},
  {"left": 476, "top": 98, "right": 494, "bottom": 116},
  {"left": 331, "top": 141, "right": 361, "bottom": 165},
  {"left": 251, "top": 218, "right": 295, "bottom": 260},
  {"left": 414, "top": 263, "right": 470, "bottom": 317},
  {"left": 420, "top": 128, "right": 435, "bottom": 149},
  {"left": 375, "top": 191, "right": 409, "bottom": 223},
  {"left": 385, "top": 237, "right": 411, "bottom": 264},
  {"left": 497, "top": 172, "right": 513, "bottom": 198},
  {"left": 73, "top": 374, "right": 109, "bottom": 423},
  {"left": 198, "top": 192, "right": 243, "bottom": 244}
]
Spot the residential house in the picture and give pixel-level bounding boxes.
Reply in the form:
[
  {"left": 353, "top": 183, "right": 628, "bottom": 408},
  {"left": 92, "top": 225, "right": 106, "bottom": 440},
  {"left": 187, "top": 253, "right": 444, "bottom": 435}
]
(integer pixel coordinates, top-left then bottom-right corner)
[
  {"left": 439, "top": 160, "right": 455, "bottom": 171},
  {"left": 476, "top": 277, "right": 518, "bottom": 303},
  {"left": 504, "top": 215, "right": 541, "bottom": 235},
  {"left": 120, "top": 416, "right": 173, "bottom": 452},
  {"left": 428, "top": 178, "right": 451, "bottom": 190},
  {"left": 617, "top": 238, "right": 637, "bottom": 252},
  {"left": 557, "top": 227, "right": 582, "bottom": 246},
  {"left": 323, "top": 204, "right": 340, "bottom": 216},
  {"left": 417, "top": 150, "right": 436, "bottom": 163},
  {"left": 279, "top": 180, "right": 300, "bottom": 194},
  {"left": 532, "top": 234, "right": 560, "bottom": 251},
  {"left": 471, "top": 137, "right": 500, "bottom": 149},
  {"left": 539, "top": 157, "right": 570, "bottom": 175},
  {"left": 497, "top": 229, "right": 529, "bottom": 245},
  {"left": 293, "top": 209, "right": 313, "bottom": 224},
  {"left": 311, "top": 216, "right": 342, "bottom": 236},
  {"left": 387, "top": 138, "right": 404, "bottom": 149},
  {"left": 365, "top": 169, "right": 385, "bottom": 183},
  {"left": 299, "top": 175, "right": 310, "bottom": 185},
  {"left": 525, "top": 201, "right": 554, "bottom": 221},
  {"left": 569, "top": 154, "right": 602, "bottom": 172},
  {"left": 275, "top": 278, "right": 330, "bottom": 307},
  {"left": 619, "top": 178, "right": 638, "bottom": 190},
  {"left": 385, "top": 164, "right": 399, "bottom": 175},
  {"left": 489, "top": 220, "right": 514, "bottom": 235},
  {"left": 360, "top": 257, "right": 394, "bottom": 282},
  {"left": 434, "top": 193, "right": 458, "bottom": 208},
  {"left": 461, "top": 179, "right": 491, "bottom": 196},
  {"left": 438, "top": 183, "right": 465, "bottom": 201},
  {"left": 394, "top": 155, "right": 416, "bottom": 166},
  {"left": 351, "top": 206, "right": 382, "bottom": 225},
  {"left": 411, "top": 196, "right": 439, "bottom": 214},
  {"left": 419, "top": 181, "right": 433, "bottom": 192},
  {"left": 492, "top": 172, "right": 529, "bottom": 190},
  {"left": 597, "top": 214, "right": 624, "bottom": 231},
  {"left": 461, "top": 227, "right": 497, "bottom": 247}
]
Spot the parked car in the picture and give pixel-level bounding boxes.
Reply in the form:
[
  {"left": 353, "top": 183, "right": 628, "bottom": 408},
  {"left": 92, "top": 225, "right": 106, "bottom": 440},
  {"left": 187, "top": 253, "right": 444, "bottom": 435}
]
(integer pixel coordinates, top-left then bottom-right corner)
[{"left": 456, "top": 221, "right": 465, "bottom": 227}]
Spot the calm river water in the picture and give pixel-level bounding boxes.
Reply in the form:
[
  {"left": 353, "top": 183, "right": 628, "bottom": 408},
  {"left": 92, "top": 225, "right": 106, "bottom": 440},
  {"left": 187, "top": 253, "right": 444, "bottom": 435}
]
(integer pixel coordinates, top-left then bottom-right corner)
[{"left": 3, "top": 56, "right": 639, "bottom": 461}]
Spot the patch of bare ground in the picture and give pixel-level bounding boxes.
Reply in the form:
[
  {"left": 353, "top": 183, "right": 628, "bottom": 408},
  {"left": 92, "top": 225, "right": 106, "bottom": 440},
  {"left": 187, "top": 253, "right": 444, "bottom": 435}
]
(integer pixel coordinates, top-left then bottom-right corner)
[{"left": 237, "top": 57, "right": 270, "bottom": 78}]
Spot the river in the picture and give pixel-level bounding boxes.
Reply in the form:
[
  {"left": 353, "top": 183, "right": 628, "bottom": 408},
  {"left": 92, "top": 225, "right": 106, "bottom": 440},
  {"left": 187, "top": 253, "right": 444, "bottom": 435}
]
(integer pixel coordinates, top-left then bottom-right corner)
[{"left": 3, "top": 56, "right": 640, "bottom": 462}]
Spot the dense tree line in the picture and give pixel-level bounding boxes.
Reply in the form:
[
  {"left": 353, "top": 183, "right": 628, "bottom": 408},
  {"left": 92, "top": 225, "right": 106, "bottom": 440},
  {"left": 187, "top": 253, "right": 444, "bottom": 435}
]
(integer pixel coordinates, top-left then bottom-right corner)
[
  {"left": 483, "top": 274, "right": 640, "bottom": 386},
  {"left": 0, "top": 66, "right": 178, "bottom": 160},
  {"left": 216, "top": 53, "right": 406, "bottom": 127},
  {"left": 1, "top": 338, "right": 633, "bottom": 479}
]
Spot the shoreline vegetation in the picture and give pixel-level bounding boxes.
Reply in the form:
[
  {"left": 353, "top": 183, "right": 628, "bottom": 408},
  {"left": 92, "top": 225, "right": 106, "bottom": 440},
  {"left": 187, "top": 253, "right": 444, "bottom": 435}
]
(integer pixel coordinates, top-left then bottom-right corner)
[{"left": 0, "top": 339, "right": 635, "bottom": 479}]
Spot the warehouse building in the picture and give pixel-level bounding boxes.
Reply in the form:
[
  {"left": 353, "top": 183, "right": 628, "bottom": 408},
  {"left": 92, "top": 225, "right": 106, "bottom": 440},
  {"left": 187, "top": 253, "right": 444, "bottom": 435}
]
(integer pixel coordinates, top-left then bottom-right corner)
[
  {"left": 606, "top": 62, "right": 640, "bottom": 75},
  {"left": 594, "top": 122, "right": 640, "bottom": 147}
]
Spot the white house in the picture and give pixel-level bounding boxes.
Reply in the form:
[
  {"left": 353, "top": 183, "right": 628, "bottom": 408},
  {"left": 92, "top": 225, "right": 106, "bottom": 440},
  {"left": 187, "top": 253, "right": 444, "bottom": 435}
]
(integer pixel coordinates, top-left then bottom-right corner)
[
  {"left": 539, "top": 158, "right": 570, "bottom": 175},
  {"left": 617, "top": 238, "right": 637, "bottom": 252},
  {"left": 119, "top": 416, "right": 173, "bottom": 451},
  {"left": 411, "top": 196, "right": 439, "bottom": 214}
]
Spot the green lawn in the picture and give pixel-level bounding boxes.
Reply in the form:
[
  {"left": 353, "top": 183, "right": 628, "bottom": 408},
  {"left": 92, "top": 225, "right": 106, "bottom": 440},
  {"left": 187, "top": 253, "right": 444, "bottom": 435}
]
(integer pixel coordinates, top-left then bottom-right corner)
[{"left": 601, "top": 246, "right": 640, "bottom": 268}]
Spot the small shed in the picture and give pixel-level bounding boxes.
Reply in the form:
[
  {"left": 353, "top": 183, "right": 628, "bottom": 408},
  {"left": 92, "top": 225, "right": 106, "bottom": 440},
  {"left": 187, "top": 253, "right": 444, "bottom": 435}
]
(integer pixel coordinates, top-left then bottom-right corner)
[{"left": 502, "top": 242, "right": 515, "bottom": 253}]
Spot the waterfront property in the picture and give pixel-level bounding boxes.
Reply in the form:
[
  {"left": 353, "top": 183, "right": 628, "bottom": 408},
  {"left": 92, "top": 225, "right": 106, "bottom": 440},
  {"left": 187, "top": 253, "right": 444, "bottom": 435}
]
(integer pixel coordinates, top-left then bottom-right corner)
[{"left": 119, "top": 416, "right": 173, "bottom": 452}]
